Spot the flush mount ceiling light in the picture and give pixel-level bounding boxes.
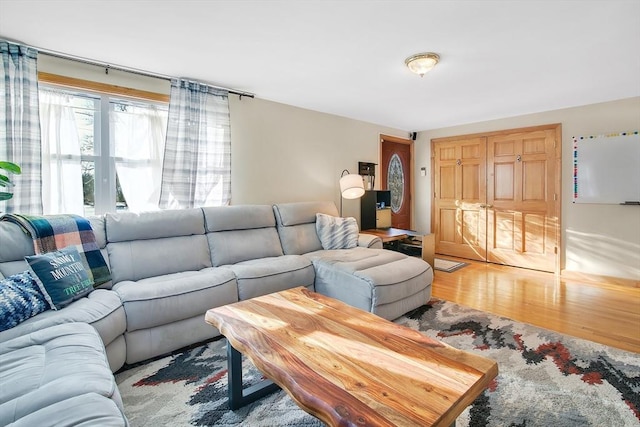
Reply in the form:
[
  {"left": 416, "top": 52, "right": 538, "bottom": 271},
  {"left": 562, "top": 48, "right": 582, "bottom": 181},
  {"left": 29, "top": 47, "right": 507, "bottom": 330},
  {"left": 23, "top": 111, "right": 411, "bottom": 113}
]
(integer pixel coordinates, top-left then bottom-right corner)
[{"left": 405, "top": 52, "right": 440, "bottom": 77}]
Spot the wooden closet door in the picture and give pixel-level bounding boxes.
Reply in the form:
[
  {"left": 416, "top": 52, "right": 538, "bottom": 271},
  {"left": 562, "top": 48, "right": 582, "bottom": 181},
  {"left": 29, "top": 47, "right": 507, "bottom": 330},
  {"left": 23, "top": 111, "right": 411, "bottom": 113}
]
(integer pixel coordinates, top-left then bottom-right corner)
[
  {"left": 433, "top": 137, "right": 487, "bottom": 261},
  {"left": 486, "top": 128, "right": 559, "bottom": 272}
]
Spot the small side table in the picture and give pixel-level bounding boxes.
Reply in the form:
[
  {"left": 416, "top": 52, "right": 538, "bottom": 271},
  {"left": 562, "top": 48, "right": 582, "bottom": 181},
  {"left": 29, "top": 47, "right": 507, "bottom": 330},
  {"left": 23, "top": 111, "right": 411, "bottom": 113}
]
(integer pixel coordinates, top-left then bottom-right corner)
[
  {"left": 421, "top": 233, "right": 435, "bottom": 268},
  {"left": 361, "top": 228, "right": 435, "bottom": 268},
  {"left": 360, "top": 227, "right": 409, "bottom": 243},
  {"left": 360, "top": 227, "right": 409, "bottom": 251}
]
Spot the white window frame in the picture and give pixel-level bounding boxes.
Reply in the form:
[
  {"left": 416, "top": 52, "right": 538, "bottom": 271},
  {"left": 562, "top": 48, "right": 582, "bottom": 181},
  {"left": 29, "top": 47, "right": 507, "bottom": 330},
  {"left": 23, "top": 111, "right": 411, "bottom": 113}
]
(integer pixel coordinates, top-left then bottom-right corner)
[{"left": 39, "top": 83, "right": 168, "bottom": 214}]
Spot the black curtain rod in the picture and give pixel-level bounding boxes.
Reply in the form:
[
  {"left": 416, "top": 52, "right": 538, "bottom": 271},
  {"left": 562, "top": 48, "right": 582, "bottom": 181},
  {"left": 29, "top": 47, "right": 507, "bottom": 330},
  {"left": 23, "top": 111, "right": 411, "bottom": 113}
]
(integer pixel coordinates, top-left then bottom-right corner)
[{"left": 4, "top": 38, "right": 255, "bottom": 99}]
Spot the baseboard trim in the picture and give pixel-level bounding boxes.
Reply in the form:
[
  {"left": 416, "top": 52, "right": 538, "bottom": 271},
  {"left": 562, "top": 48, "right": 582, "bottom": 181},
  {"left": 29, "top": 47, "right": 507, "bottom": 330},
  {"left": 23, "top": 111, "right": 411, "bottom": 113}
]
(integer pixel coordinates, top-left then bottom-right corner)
[{"left": 561, "top": 269, "right": 639, "bottom": 288}]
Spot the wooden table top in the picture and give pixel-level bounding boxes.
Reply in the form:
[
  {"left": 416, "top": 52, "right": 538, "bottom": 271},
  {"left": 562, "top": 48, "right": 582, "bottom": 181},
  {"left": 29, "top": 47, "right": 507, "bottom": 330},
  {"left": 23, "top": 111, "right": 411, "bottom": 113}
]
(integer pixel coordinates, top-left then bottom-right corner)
[
  {"left": 205, "top": 287, "right": 498, "bottom": 426},
  {"left": 361, "top": 227, "right": 419, "bottom": 242}
]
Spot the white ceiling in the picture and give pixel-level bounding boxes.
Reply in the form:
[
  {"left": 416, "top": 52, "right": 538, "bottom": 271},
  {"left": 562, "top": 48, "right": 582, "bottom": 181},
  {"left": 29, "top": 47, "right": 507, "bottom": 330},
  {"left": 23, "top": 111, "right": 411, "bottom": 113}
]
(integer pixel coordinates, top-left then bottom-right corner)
[{"left": 1, "top": 0, "right": 639, "bottom": 131}]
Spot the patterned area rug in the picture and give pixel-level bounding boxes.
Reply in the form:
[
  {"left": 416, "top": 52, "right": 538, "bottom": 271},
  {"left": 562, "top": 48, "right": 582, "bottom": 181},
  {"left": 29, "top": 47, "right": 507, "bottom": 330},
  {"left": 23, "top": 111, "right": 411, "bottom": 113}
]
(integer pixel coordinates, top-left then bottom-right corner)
[{"left": 115, "top": 300, "right": 640, "bottom": 426}]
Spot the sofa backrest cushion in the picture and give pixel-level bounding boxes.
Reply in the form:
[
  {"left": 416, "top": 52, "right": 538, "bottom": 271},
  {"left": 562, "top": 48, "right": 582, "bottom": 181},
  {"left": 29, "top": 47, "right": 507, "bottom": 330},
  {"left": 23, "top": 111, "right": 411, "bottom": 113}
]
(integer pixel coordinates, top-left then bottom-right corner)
[
  {"left": 0, "top": 216, "right": 110, "bottom": 286},
  {"left": 203, "top": 205, "right": 284, "bottom": 266},
  {"left": 0, "top": 221, "right": 35, "bottom": 268},
  {"left": 105, "top": 208, "right": 211, "bottom": 283},
  {"left": 106, "top": 208, "right": 205, "bottom": 242},
  {"left": 87, "top": 216, "right": 107, "bottom": 248},
  {"left": 273, "top": 201, "right": 340, "bottom": 255}
]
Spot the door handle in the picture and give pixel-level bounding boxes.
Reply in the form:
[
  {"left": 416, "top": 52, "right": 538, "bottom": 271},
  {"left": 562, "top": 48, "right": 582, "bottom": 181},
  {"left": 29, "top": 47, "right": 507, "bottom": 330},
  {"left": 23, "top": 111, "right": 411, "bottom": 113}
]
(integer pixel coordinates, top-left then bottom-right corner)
[{"left": 479, "top": 204, "right": 493, "bottom": 209}]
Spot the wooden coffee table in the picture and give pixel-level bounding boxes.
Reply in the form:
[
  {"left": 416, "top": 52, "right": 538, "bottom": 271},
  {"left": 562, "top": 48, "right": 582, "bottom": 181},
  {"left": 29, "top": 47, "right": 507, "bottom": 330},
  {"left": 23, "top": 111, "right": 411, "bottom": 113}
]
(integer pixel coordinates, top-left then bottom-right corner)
[{"left": 205, "top": 287, "right": 498, "bottom": 427}]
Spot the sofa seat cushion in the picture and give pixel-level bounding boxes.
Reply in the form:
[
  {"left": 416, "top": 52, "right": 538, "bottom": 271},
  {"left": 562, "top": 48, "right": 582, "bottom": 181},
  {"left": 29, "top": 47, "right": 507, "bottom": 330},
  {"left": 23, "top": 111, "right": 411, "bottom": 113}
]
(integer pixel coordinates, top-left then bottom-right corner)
[
  {"left": 228, "top": 255, "right": 315, "bottom": 300},
  {"left": 307, "top": 248, "right": 433, "bottom": 319},
  {"left": 0, "top": 323, "right": 122, "bottom": 426},
  {"left": 0, "top": 289, "right": 126, "bottom": 349},
  {"left": 304, "top": 246, "right": 387, "bottom": 265},
  {"left": 113, "top": 268, "right": 238, "bottom": 332},
  {"left": 7, "top": 392, "right": 127, "bottom": 427}
]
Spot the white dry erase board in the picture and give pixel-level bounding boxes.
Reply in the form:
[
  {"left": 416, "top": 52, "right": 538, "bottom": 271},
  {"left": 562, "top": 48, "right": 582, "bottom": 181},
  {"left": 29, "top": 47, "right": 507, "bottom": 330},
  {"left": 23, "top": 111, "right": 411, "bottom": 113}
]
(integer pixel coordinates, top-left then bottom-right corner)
[{"left": 573, "top": 131, "right": 640, "bottom": 204}]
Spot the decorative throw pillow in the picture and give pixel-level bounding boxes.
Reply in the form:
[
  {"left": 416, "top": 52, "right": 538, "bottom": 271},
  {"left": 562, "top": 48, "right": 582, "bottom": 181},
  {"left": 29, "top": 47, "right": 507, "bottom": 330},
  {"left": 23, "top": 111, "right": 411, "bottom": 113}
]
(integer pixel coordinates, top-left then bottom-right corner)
[
  {"left": 0, "top": 271, "right": 50, "bottom": 332},
  {"left": 316, "top": 213, "right": 359, "bottom": 250},
  {"left": 25, "top": 246, "right": 94, "bottom": 310}
]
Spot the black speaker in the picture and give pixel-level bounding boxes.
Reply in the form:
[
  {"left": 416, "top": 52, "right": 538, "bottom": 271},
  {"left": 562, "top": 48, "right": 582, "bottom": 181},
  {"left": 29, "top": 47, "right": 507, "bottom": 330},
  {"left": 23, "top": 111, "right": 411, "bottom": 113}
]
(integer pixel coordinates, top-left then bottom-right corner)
[{"left": 409, "top": 132, "right": 417, "bottom": 140}]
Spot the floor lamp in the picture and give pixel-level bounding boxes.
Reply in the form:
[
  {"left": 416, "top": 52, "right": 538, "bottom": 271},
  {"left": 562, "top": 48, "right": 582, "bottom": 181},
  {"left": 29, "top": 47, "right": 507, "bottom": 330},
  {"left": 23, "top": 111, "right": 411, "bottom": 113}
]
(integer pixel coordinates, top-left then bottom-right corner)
[{"left": 339, "top": 169, "right": 365, "bottom": 216}]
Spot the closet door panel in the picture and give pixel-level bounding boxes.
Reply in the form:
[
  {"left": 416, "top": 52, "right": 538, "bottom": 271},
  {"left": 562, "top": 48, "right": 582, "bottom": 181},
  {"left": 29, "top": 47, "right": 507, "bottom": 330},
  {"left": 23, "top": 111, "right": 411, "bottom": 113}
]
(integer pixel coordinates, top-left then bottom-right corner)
[
  {"left": 433, "top": 137, "right": 486, "bottom": 261},
  {"left": 487, "top": 128, "right": 559, "bottom": 272}
]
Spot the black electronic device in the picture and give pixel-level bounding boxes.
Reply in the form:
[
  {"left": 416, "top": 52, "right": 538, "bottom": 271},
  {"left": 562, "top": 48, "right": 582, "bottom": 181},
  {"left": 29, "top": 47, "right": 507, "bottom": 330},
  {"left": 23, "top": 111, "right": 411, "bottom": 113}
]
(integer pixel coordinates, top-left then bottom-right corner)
[{"left": 360, "top": 190, "right": 392, "bottom": 230}]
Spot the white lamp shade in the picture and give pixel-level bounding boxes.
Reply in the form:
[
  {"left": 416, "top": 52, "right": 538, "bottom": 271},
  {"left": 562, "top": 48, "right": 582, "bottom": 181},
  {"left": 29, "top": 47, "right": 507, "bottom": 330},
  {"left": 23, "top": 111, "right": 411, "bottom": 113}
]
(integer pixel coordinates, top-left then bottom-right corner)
[{"left": 340, "top": 174, "right": 365, "bottom": 199}]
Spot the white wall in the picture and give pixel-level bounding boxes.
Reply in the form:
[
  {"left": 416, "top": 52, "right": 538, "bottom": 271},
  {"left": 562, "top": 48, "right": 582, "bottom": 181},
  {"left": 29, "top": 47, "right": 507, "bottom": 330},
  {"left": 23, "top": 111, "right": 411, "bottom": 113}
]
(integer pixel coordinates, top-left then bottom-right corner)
[
  {"left": 39, "top": 55, "right": 169, "bottom": 94},
  {"left": 229, "top": 96, "right": 405, "bottom": 220},
  {"left": 415, "top": 97, "right": 640, "bottom": 281}
]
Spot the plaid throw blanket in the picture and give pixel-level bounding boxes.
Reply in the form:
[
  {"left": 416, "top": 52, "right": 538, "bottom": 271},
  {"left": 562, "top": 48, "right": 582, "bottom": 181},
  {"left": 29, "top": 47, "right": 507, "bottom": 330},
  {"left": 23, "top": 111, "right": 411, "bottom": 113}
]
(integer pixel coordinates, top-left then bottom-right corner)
[{"left": 1, "top": 213, "right": 111, "bottom": 287}]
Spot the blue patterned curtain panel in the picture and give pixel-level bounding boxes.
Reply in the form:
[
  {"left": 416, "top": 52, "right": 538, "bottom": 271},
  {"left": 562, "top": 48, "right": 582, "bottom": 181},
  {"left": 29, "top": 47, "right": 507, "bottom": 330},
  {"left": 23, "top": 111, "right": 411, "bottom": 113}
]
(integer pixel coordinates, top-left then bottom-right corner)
[{"left": 0, "top": 41, "right": 43, "bottom": 214}]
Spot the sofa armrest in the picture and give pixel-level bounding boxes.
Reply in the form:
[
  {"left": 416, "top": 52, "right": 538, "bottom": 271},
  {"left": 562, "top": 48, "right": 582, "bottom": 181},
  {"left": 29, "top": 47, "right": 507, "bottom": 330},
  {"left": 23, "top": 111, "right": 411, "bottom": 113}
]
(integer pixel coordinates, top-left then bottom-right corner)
[{"left": 358, "top": 233, "right": 383, "bottom": 249}]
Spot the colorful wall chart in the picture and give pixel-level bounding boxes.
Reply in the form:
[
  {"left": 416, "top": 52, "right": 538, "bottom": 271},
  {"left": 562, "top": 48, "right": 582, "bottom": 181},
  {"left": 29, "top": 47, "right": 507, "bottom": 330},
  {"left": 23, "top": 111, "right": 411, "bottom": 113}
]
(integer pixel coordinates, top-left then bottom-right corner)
[{"left": 573, "top": 131, "right": 640, "bottom": 204}]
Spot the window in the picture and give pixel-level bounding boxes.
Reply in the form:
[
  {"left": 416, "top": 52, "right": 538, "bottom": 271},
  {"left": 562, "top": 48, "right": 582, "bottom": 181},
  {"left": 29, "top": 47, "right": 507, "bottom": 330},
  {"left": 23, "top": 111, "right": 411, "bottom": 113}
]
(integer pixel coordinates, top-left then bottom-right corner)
[{"left": 39, "top": 85, "right": 168, "bottom": 215}]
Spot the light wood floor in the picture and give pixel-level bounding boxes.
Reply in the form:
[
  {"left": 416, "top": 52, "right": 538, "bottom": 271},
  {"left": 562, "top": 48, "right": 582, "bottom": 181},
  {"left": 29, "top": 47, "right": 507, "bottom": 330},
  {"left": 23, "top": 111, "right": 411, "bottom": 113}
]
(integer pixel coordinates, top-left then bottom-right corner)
[{"left": 431, "top": 258, "right": 640, "bottom": 354}]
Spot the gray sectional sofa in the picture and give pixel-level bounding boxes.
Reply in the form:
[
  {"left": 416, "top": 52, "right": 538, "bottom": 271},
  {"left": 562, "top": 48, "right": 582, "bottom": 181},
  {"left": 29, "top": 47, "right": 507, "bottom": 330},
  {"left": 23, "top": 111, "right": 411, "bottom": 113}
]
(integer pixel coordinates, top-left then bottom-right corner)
[{"left": 0, "top": 201, "right": 433, "bottom": 426}]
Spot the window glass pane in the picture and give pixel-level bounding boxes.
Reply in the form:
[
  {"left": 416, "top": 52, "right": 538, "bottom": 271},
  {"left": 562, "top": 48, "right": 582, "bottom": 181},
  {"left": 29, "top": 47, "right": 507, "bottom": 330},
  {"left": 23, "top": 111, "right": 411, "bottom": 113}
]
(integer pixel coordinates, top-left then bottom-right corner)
[
  {"left": 115, "top": 172, "right": 128, "bottom": 211},
  {"left": 82, "top": 160, "right": 95, "bottom": 216},
  {"left": 111, "top": 98, "right": 167, "bottom": 211},
  {"left": 70, "top": 94, "right": 98, "bottom": 213},
  {"left": 69, "top": 94, "right": 98, "bottom": 156},
  {"left": 39, "top": 84, "right": 168, "bottom": 214}
]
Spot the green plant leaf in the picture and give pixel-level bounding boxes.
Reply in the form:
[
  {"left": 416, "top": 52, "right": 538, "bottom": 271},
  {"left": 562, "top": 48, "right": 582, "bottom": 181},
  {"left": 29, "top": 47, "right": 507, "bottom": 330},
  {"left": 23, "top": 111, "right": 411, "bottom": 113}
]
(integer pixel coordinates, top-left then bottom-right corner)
[
  {"left": 0, "top": 161, "right": 19, "bottom": 200},
  {"left": 0, "top": 175, "right": 14, "bottom": 189},
  {"left": 0, "top": 161, "right": 21, "bottom": 174}
]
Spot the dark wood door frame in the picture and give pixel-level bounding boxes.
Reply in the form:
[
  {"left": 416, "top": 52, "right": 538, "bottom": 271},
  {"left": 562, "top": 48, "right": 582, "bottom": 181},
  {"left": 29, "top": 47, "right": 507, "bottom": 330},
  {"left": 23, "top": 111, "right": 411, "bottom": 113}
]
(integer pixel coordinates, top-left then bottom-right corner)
[{"left": 380, "top": 134, "right": 414, "bottom": 229}]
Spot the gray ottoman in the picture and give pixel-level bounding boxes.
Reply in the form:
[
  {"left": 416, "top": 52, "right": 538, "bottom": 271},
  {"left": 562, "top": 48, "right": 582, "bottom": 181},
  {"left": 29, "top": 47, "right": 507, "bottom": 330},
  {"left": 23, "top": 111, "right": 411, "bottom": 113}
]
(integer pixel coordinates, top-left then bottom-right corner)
[
  {"left": 307, "top": 247, "right": 433, "bottom": 320},
  {"left": 0, "top": 323, "right": 127, "bottom": 426},
  {"left": 7, "top": 393, "right": 128, "bottom": 427}
]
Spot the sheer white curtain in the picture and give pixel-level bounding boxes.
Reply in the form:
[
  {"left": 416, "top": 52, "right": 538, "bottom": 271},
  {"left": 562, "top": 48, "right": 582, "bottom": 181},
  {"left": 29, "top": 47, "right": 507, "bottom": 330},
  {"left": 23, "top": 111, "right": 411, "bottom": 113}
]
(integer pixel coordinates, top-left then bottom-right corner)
[
  {"left": 159, "top": 79, "right": 231, "bottom": 209},
  {"left": 111, "top": 102, "right": 167, "bottom": 212},
  {"left": 39, "top": 90, "right": 84, "bottom": 215}
]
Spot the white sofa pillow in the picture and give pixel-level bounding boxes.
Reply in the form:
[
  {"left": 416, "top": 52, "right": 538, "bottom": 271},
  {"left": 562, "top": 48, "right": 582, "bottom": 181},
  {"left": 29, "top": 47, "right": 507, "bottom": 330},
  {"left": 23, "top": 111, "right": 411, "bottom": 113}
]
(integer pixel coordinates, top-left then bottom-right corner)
[{"left": 315, "top": 213, "right": 359, "bottom": 250}]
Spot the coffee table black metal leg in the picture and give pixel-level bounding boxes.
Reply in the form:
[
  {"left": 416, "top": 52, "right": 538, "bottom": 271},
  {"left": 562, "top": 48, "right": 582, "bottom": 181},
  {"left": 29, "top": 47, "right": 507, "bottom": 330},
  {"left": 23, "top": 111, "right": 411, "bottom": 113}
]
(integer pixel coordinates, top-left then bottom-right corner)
[{"left": 227, "top": 341, "right": 280, "bottom": 410}]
